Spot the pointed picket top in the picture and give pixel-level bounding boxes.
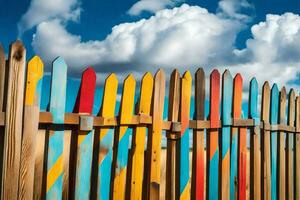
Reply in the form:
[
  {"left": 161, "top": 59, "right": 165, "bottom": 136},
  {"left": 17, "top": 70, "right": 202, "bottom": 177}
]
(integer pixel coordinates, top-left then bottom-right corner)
[
  {"left": 139, "top": 72, "right": 153, "bottom": 114},
  {"left": 210, "top": 69, "right": 220, "bottom": 128},
  {"left": 249, "top": 77, "right": 259, "bottom": 124},
  {"left": 101, "top": 73, "right": 118, "bottom": 117},
  {"left": 222, "top": 69, "right": 233, "bottom": 125},
  {"left": 181, "top": 70, "right": 192, "bottom": 123},
  {"left": 168, "top": 69, "right": 180, "bottom": 120},
  {"left": 279, "top": 87, "right": 287, "bottom": 123},
  {"left": 261, "top": 81, "right": 271, "bottom": 121},
  {"left": 155, "top": 68, "right": 166, "bottom": 81},
  {"left": 50, "top": 56, "right": 68, "bottom": 123},
  {"left": 195, "top": 68, "right": 205, "bottom": 120},
  {"left": 270, "top": 84, "right": 279, "bottom": 124},
  {"left": 196, "top": 68, "right": 205, "bottom": 78},
  {"left": 10, "top": 40, "right": 25, "bottom": 60},
  {"left": 288, "top": 89, "right": 296, "bottom": 124},
  {"left": 25, "top": 56, "right": 44, "bottom": 106},
  {"left": 77, "top": 67, "right": 96, "bottom": 114},
  {"left": 182, "top": 70, "right": 192, "bottom": 82},
  {"left": 233, "top": 73, "right": 243, "bottom": 118},
  {"left": 119, "top": 74, "right": 136, "bottom": 124}
]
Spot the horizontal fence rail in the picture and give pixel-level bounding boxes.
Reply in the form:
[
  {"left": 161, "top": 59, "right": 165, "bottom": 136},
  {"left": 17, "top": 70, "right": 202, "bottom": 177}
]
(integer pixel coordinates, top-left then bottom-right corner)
[{"left": 0, "top": 41, "right": 299, "bottom": 199}]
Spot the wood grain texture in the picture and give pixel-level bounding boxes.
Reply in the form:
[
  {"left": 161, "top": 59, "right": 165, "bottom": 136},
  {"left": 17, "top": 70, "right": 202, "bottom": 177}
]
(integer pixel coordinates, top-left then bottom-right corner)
[
  {"left": 220, "top": 70, "right": 233, "bottom": 200},
  {"left": 287, "top": 89, "right": 295, "bottom": 200},
  {"left": 249, "top": 78, "right": 260, "bottom": 200},
  {"left": 1, "top": 40, "right": 26, "bottom": 200},
  {"left": 165, "top": 70, "right": 180, "bottom": 200},
  {"left": 191, "top": 68, "right": 205, "bottom": 200},
  {"left": 146, "top": 69, "right": 165, "bottom": 200},
  {"left": 46, "top": 57, "right": 68, "bottom": 199},
  {"left": 270, "top": 84, "right": 279, "bottom": 200},
  {"left": 97, "top": 74, "right": 118, "bottom": 200},
  {"left": 207, "top": 69, "right": 220, "bottom": 200},
  {"left": 112, "top": 74, "right": 136, "bottom": 200},
  {"left": 74, "top": 67, "right": 96, "bottom": 200},
  {"left": 19, "top": 56, "right": 44, "bottom": 200},
  {"left": 261, "top": 81, "right": 271, "bottom": 200},
  {"left": 278, "top": 87, "right": 286, "bottom": 200},
  {"left": 295, "top": 96, "right": 300, "bottom": 200},
  {"left": 128, "top": 72, "right": 153, "bottom": 200},
  {"left": 0, "top": 44, "right": 6, "bottom": 111},
  {"left": 179, "top": 71, "right": 192, "bottom": 200}
]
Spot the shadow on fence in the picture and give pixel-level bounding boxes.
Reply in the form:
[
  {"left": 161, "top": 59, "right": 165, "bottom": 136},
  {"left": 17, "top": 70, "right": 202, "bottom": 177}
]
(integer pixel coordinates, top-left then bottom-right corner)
[{"left": 0, "top": 40, "right": 299, "bottom": 200}]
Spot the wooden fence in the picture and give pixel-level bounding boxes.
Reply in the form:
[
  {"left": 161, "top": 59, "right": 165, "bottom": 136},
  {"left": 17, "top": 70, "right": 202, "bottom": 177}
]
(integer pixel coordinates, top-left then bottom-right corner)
[{"left": 0, "top": 40, "right": 299, "bottom": 200}]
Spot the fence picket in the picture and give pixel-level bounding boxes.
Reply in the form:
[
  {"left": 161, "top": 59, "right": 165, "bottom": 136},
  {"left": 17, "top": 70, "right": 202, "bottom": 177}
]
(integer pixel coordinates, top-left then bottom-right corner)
[
  {"left": 112, "top": 74, "right": 136, "bottom": 200},
  {"left": 278, "top": 87, "right": 286, "bottom": 200},
  {"left": 220, "top": 70, "right": 233, "bottom": 200},
  {"left": 19, "top": 56, "right": 44, "bottom": 200},
  {"left": 46, "top": 57, "right": 68, "bottom": 199},
  {"left": 74, "top": 67, "right": 96, "bottom": 199},
  {"left": 179, "top": 71, "right": 192, "bottom": 200},
  {"left": 97, "top": 74, "right": 118, "bottom": 200},
  {"left": 295, "top": 96, "right": 300, "bottom": 199},
  {"left": 128, "top": 72, "right": 153, "bottom": 200},
  {"left": 207, "top": 69, "right": 220, "bottom": 200},
  {"left": 261, "top": 81, "right": 271, "bottom": 199},
  {"left": 146, "top": 69, "right": 165, "bottom": 200},
  {"left": 249, "top": 77, "right": 260, "bottom": 200},
  {"left": 191, "top": 68, "right": 206, "bottom": 200},
  {"left": 1, "top": 40, "right": 26, "bottom": 200},
  {"left": 0, "top": 44, "right": 5, "bottom": 111},
  {"left": 166, "top": 70, "right": 180, "bottom": 200},
  {"left": 270, "top": 84, "right": 279, "bottom": 200}
]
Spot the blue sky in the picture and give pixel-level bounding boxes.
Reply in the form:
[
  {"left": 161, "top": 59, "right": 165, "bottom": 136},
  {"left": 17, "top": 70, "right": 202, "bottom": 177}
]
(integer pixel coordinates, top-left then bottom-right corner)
[{"left": 1, "top": 0, "right": 300, "bottom": 90}]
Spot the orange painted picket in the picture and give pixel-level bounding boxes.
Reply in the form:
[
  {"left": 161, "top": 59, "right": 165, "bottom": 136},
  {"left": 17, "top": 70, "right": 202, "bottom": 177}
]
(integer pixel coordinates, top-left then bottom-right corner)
[{"left": 0, "top": 41, "right": 299, "bottom": 199}]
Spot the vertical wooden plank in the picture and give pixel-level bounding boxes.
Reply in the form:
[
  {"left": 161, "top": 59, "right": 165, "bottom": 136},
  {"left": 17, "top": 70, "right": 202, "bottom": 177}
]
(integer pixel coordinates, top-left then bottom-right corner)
[
  {"left": 287, "top": 89, "right": 295, "bottom": 200},
  {"left": 278, "top": 87, "right": 286, "bottom": 200},
  {"left": 165, "top": 70, "right": 180, "bottom": 200},
  {"left": 270, "top": 84, "right": 279, "bottom": 200},
  {"left": 97, "top": 74, "right": 118, "bottom": 200},
  {"left": 18, "top": 56, "right": 44, "bottom": 200},
  {"left": 261, "top": 81, "right": 271, "bottom": 200},
  {"left": 249, "top": 77, "right": 261, "bottom": 200},
  {"left": 112, "top": 74, "right": 136, "bottom": 200},
  {"left": 179, "top": 71, "right": 192, "bottom": 200},
  {"left": 146, "top": 69, "right": 165, "bottom": 200},
  {"left": 46, "top": 57, "right": 68, "bottom": 199},
  {"left": 74, "top": 67, "right": 96, "bottom": 199},
  {"left": 220, "top": 70, "right": 233, "bottom": 200},
  {"left": 1, "top": 40, "right": 26, "bottom": 200},
  {"left": 191, "top": 68, "right": 205, "bottom": 200},
  {"left": 0, "top": 44, "right": 6, "bottom": 111},
  {"left": 295, "top": 96, "right": 300, "bottom": 199},
  {"left": 129, "top": 72, "right": 153, "bottom": 200},
  {"left": 207, "top": 69, "right": 220, "bottom": 200}
]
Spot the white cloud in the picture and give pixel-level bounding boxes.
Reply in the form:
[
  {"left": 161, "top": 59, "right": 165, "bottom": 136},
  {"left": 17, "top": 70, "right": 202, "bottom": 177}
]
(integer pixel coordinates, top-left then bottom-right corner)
[
  {"left": 18, "top": 0, "right": 81, "bottom": 36},
  {"left": 128, "top": 0, "right": 184, "bottom": 16},
  {"left": 32, "top": 4, "right": 242, "bottom": 74},
  {"left": 217, "top": 0, "right": 254, "bottom": 22}
]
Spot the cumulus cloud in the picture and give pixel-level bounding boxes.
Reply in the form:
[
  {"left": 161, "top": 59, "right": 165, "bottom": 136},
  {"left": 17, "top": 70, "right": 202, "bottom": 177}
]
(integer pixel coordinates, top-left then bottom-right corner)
[
  {"left": 217, "top": 0, "right": 254, "bottom": 22},
  {"left": 18, "top": 0, "right": 81, "bottom": 36},
  {"left": 128, "top": 0, "right": 184, "bottom": 16},
  {"left": 33, "top": 4, "right": 243, "bottom": 74}
]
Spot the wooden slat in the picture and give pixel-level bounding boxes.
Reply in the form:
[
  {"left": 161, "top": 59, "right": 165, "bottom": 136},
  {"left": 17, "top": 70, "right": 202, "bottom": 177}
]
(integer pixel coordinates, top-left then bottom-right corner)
[
  {"left": 0, "top": 44, "right": 6, "bottom": 111},
  {"left": 261, "top": 81, "right": 271, "bottom": 200},
  {"left": 287, "top": 89, "right": 295, "bottom": 200},
  {"left": 270, "top": 84, "right": 279, "bottom": 200},
  {"left": 178, "top": 71, "right": 192, "bottom": 200},
  {"left": 220, "top": 69, "right": 233, "bottom": 200},
  {"left": 112, "top": 74, "right": 136, "bottom": 200},
  {"left": 97, "top": 73, "right": 118, "bottom": 200},
  {"left": 74, "top": 67, "right": 96, "bottom": 199},
  {"left": 18, "top": 56, "right": 44, "bottom": 200},
  {"left": 146, "top": 69, "right": 165, "bottom": 200},
  {"left": 46, "top": 57, "right": 68, "bottom": 199},
  {"left": 278, "top": 87, "right": 286, "bottom": 200},
  {"left": 191, "top": 68, "right": 205, "bottom": 200},
  {"left": 165, "top": 70, "right": 180, "bottom": 200},
  {"left": 207, "top": 69, "right": 220, "bottom": 200},
  {"left": 249, "top": 78, "right": 260, "bottom": 200},
  {"left": 1, "top": 40, "right": 26, "bottom": 199},
  {"left": 128, "top": 72, "right": 153, "bottom": 200},
  {"left": 295, "top": 96, "right": 300, "bottom": 199}
]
